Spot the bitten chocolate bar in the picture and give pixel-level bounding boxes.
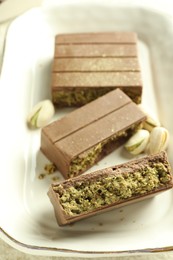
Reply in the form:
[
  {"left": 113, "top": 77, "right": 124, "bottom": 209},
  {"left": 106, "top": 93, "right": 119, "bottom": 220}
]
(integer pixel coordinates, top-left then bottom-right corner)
[
  {"left": 48, "top": 151, "right": 173, "bottom": 226},
  {"left": 52, "top": 32, "right": 142, "bottom": 107},
  {"left": 41, "top": 89, "right": 146, "bottom": 179}
]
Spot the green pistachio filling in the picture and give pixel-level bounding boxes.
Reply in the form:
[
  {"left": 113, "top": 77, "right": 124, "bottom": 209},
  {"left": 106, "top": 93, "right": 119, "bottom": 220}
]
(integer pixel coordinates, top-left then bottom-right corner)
[
  {"left": 53, "top": 88, "right": 141, "bottom": 107},
  {"left": 69, "top": 125, "right": 141, "bottom": 178},
  {"left": 54, "top": 163, "right": 171, "bottom": 216},
  {"left": 70, "top": 142, "right": 103, "bottom": 178},
  {"left": 69, "top": 131, "right": 127, "bottom": 178}
]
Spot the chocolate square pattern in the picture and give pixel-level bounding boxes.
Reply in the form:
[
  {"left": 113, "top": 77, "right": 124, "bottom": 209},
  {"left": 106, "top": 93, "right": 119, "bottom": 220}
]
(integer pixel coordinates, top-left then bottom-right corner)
[{"left": 51, "top": 32, "right": 142, "bottom": 107}]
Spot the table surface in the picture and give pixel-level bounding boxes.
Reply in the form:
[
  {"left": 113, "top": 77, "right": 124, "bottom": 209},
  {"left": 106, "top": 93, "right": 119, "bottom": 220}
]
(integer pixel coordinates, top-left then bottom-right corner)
[
  {"left": 1, "top": 237, "right": 173, "bottom": 260},
  {"left": 1, "top": 1, "right": 173, "bottom": 259}
]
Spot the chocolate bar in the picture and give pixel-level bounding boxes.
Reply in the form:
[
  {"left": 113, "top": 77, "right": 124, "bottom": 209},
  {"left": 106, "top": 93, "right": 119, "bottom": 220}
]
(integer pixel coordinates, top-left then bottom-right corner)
[
  {"left": 41, "top": 89, "right": 146, "bottom": 179},
  {"left": 52, "top": 32, "right": 142, "bottom": 107},
  {"left": 48, "top": 151, "right": 173, "bottom": 226}
]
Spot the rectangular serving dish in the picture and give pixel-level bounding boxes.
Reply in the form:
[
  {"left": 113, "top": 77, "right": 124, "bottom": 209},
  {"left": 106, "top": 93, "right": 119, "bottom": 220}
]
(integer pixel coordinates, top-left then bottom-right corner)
[{"left": 1, "top": 0, "right": 173, "bottom": 257}]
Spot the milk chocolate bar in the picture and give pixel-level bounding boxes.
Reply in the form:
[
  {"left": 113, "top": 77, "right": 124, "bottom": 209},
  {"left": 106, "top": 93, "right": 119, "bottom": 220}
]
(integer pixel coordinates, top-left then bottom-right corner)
[
  {"left": 48, "top": 151, "right": 173, "bottom": 226},
  {"left": 41, "top": 89, "right": 146, "bottom": 179},
  {"left": 52, "top": 32, "right": 142, "bottom": 107}
]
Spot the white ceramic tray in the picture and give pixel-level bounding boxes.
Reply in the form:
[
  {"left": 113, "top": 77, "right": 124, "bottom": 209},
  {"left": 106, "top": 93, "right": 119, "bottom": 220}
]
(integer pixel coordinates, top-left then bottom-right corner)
[{"left": 1, "top": 1, "right": 173, "bottom": 257}]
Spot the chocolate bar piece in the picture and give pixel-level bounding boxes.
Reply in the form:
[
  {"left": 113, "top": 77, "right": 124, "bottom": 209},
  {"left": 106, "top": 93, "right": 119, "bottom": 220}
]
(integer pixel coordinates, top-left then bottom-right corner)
[
  {"left": 52, "top": 32, "right": 142, "bottom": 107},
  {"left": 48, "top": 151, "right": 173, "bottom": 226},
  {"left": 41, "top": 89, "right": 146, "bottom": 179}
]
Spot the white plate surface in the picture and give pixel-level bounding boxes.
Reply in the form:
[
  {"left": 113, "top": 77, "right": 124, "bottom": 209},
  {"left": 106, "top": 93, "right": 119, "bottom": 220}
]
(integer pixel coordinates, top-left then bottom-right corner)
[{"left": 1, "top": 1, "right": 173, "bottom": 257}]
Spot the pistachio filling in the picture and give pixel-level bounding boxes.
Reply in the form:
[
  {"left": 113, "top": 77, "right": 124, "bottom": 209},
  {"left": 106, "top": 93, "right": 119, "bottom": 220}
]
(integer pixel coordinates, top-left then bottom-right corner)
[
  {"left": 53, "top": 88, "right": 141, "bottom": 107},
  {"left": 54, "top": 163, "right": 171, "bottom": 216},
  {"left": 69, "top": 125, "right": 140, "bottom": 178},
  {"left": 69, "top": 142, "right": 103, "bottom": 178}
]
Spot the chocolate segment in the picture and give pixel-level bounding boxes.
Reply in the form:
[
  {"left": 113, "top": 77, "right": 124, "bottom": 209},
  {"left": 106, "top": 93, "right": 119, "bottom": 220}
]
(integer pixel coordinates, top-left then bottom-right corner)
[
  {"left": 55, "top": 32, "right": 137, "bottom": 44},
  {"left": 48, "top": 151, "right": 173, "bottom": 226},
  {"left": 55, "top": 44, "right": 138, "bottom": 58},
  {"left": 53, "top": 58, "right": 140, "bottom": 72},
  {"left": 41, "top": 89, "right": 146, "bottom": 179},
  {"left": 52, "top": 32, "right": 142, "bottom": 107},
  {"left": 52, "top": 72, "right": 141, "bottom": 87}
]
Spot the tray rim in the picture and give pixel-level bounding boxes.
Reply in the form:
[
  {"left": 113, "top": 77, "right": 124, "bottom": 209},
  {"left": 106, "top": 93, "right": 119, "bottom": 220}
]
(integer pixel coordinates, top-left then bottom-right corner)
[
  {"left": 1, "top": 226, "right": 173, "bottom": 257},
  {"left": 1, "top": 1, "right": 173, "bottom": 257}
]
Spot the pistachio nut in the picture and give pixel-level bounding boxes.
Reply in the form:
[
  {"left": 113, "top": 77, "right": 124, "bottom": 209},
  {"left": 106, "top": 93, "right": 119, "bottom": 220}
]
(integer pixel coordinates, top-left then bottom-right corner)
[
  {"left": 138, "top": 104, "right": 160, "bottom": 131},
  {"left": 27, "top": 100, "right": 55, "bottom": 128},
  {"left": 146, "top": 127, "right": 169, "bottom": 154},
  {"left": 143, "top": 116, "right": 160, "bottom": 132},
  {"left": 125, "top": 129, "right": 150, "bottom": 155}
]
